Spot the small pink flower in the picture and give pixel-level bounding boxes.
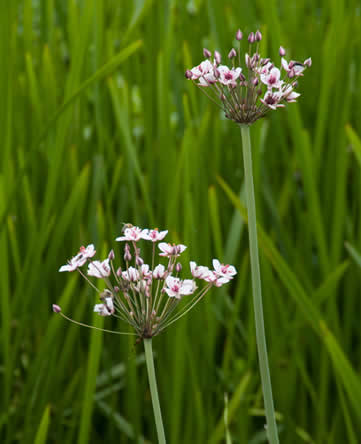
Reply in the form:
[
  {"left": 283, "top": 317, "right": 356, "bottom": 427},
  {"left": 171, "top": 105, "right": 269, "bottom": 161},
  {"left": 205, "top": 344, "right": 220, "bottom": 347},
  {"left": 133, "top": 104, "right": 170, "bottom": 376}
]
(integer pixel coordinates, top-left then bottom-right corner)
[
  {"left": 153, "top": 264, "right": 166, "bottom": 279},
  {"left": 116, "top": 226, "right": 144, "bottom": 242},
  {"left": 164, "top": 276, "right": 196, "bottom": 299},
  {"left": 59, "top": 244, "right": 96, "bottom": 272},
  {"left": 261, "top": 67, "right": 282, "bottom": 89},
  {"left": 204, "top": 271, "right": 230, "bottom": 287},
  {"left": 141, "top": 228, "right": 168, "bottom": 242},
  {"left": 158, "top": 243, "right": 187, "bottom": 257},
  {"left": 122, "top": 266, "right": 140, "bottom": 282},
  {"left": 190, "top": 261, "right": 210, "bottom": 279},
  {"left": 260, "top": 90, "right": 284, "bottom": 110},
  {"left": 88, "top": 259, "right": 111, "bottom": 278},
  {"left": 218, "top": 65, "right": 242, "bottom": 86},
  {"left": 212, "top": 259, "right": 237, "bottom": 280},
  {"left": 94, "top": 297, "right": 114, "bottom": 316}
]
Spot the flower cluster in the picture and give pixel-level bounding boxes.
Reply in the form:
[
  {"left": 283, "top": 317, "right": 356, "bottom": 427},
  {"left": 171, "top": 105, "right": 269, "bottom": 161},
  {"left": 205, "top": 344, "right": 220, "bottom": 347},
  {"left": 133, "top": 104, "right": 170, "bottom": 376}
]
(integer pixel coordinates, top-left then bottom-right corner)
[
  {"left": 54, "top": 225, "right": 237, "bottom": 338},
  {"left": 185, "top": 29, "right": 311, "bottom": 125}
]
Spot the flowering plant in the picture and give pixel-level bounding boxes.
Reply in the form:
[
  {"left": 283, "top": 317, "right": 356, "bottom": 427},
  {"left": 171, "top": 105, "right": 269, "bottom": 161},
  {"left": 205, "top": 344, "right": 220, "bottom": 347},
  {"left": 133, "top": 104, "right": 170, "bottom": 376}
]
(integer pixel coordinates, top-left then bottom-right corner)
[
  {"left": 185, "top": 29, "right": 311, "bottom": 125},
  {"left": 54, "top": 225, "right": 236, "bottom": 339}
]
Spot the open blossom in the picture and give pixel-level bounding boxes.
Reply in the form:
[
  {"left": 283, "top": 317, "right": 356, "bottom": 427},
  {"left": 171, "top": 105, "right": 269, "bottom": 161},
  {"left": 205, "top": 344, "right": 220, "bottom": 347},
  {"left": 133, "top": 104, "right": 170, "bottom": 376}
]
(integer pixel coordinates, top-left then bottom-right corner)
[
  {"left": 212, "top": 259, "right": 237, "bottom": 280},
  {"left": 59, "top": 244, "right": 96, "bottom": 272},
  {"left": 164, "top": 276, "right": 196, "bottom": 299},
  {"left": 141, "top": 229, "right": 168, "bottom": 242},
  {"left": 116, "top": 226, "right": 144, "bottom": 242},
  {"left": 158, "top": 243, "right": 187, "bottom": 257},
  {"left": 185, "top": 29, "right": 311, "bottom": 125},
  {"left": 88, "top": 259, "right": 111, "bottom": 278},
  {"left": 55, "top": 224, "right": 237, "bottom": 339}
]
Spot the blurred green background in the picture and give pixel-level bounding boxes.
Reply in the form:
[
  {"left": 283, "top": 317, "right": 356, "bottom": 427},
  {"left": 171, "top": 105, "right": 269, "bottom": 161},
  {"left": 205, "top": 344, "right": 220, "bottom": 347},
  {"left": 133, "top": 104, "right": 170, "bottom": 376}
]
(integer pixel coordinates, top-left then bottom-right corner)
[{"left": 1, "top": 0, "right": 361, "bottom": 442}]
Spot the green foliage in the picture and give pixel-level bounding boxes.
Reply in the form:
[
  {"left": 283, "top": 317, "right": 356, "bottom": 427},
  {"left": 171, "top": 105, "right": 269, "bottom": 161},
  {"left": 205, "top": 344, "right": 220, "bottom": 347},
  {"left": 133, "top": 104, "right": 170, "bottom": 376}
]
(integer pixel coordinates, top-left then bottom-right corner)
[{"left": 1, "top": 0, "right": 361, "bottom": 442}]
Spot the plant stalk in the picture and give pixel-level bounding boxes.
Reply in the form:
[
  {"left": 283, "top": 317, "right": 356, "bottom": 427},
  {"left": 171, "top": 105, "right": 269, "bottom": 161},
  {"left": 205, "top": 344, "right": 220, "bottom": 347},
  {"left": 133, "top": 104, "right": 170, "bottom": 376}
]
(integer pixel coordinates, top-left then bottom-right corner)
[
  {"left": 240, "top": 125, "right": 279, "bottom": 444},
  {"left": 144, "top": 338, "right": 167, "bottom": 444}
]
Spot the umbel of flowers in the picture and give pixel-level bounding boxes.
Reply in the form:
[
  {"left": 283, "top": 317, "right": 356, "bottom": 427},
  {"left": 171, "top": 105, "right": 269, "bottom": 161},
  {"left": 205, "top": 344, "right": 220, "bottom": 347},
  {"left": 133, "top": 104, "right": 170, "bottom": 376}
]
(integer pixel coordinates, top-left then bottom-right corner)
[
  {"left": 53, "top": 225, "right": 237, "bottom": 339},
  {"left": 185, "top": 29, "right": 311, "bottom": 125}
]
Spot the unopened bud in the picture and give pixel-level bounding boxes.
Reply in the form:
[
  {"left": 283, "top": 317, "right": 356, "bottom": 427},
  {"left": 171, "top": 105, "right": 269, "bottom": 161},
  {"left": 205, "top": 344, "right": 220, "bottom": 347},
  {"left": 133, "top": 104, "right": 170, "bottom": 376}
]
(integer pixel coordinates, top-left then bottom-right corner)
[
  {"left": 52, "top": 304, "right": 61, "bottom": 313},
  {"left": 214, "top": 50, "right": 221, "bottom": 64},
  {"left": 288, "top": 69, "right": 296, "bottom": 78},
  {"left": 279, "top": 46, "right": 286, "bottom": 57},
  {"left": 236, "top": 29, "right": 243, "bottom": 41},
  {"left": 203, "top": 48, "right": 212, "bottom": 58},
  {"left": 304, "top": 57, "right": 312, "bottom": 67},
  {"left": 185, "top": 70, "right": 192, "bottom": 79},
  {"left": 228, "top": 48, "right": 237, "bottom": 59},
  {"left": 176, "top": 263, "right": 182, "bottom": 273},
  {"left": 248, "top": 32, "right": 255, "bottom": 43},
  {"left": 255, "top": 30, "right": 262, "bottom": 41},
  {"left": 136, "top": 256, "right": 144, "bottom": 266},
  {"left": 108, "top": 249, "right": 115, "bottom": 260}
]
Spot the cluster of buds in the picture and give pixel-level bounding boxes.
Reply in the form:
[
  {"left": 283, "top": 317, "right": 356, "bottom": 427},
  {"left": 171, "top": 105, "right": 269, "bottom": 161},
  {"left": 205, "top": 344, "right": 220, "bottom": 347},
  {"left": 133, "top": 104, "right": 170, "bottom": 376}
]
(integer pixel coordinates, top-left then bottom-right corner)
[
  {"left": 185, "top": 29, "right": 311, "bottom": 125},
  {"left": 54, "top": 225, "right": 237, "bottom": 339}
]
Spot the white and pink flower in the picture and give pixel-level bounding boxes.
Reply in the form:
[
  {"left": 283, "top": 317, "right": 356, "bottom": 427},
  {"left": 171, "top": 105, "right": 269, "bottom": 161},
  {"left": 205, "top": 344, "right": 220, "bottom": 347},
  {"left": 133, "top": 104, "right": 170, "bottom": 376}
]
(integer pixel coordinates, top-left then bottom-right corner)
[
  {"left": 218, "top": 65, "right": 242, "bottom": 87},
  {"left": 141, "top": 228, "right": 168, "bottom": 242},
  {"left": 158, "top": 243, "right": 187, "bottom": 257},
  {"left": 122, "top": 266, "right": 140, "bottom": 282},
  {"left": 212, "top": 259, "right": 237, "bottom": 280},
  {"left": 190, "top": 261, "right": 210, "bottom": 279},
  {"left": 116, "top": 226, "right": 144, "bottom": 242},
  {"left": 261, "top": 67, "right": 282, "bottom": 89},
  {"left": 87, "top": 259, "right": 111, "bottom": 278},
  {"left": 59, "top": 244, "right": 96, "bottom": 272},
  {"left": 94, "top": 297, "right": 114, "bottom": 316},
  {"left": 153, "top": 264, "right": 166, "bottom": 279},
  {"left": 164, "top": 276, "right": 196, "bottom": 299}
]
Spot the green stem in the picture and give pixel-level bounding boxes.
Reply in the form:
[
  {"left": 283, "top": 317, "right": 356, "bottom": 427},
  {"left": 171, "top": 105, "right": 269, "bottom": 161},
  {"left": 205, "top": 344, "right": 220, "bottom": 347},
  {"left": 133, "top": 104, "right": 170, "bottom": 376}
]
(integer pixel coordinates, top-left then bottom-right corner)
[
  {"left": 240, "top": 125, "right": 279, "bottom": 444},
  {"left": 144, "top": 338, "right": 167, "bottom": 444}
]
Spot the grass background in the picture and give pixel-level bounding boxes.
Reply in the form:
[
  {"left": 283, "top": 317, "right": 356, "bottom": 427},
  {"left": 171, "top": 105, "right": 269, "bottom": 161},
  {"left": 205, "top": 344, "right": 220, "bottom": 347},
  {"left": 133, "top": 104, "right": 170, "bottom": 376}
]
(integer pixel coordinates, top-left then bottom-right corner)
[{"left": 1, "top": 0, "right": 361, "bottom": 442}]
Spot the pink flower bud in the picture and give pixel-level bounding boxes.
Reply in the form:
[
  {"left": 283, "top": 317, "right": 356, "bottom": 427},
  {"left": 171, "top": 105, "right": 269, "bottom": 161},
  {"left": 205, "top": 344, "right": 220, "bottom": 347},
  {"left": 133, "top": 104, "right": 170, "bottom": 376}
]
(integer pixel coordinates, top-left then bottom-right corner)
[
  {"left": 228, "top": 48, "right": 237, "bottom": 59},
  {"left": 255, "top": 30, "right": 262, "bottom": 41},
  {"left": 214, "top": 50, "right": 221, "bottom": 64},
  {"left": 248, "top": 32, "right": 255, "bottom": 43},
  {"left": 304, "top": 57, "right": 312, "bottom": 67},
  {"left": 203, "top": 48, "right": 212, "bottom": 58},
  {"left": 136, "top": 256, "right": 144, "bottom": 266},
  {"left": 279, "top": 46, "right": 286, "bottom": 57},
  {"left": 236, "top": 29, "right": 243, "bottom": 41},
  {"left": 185, "top": 70, "right": 192, "bottom": 79},
  {"left": 52, "top": 304, "right": 61, "bottom": 313}
]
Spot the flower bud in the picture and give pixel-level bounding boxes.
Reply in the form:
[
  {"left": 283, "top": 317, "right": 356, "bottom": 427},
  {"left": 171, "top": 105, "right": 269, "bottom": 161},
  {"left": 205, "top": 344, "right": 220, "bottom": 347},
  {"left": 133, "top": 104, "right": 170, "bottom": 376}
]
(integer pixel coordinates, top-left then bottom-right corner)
[
  {"left": 228, "top": 48, "right": 237, "bottom": 59},
  {"left": 185, "top": 70, "right": 192, "bottom": 79},
  {"left": 52, "top": 304, "right": 61, "bottom": 313},
  {"left": 255, "top": 30, "right": 262, "bottom": 41},
  {"left": 214, "top": 50, "right": 221, "bottom": 64},
  {"left": 248, "top": 32, "right": 255, "bottom": 43},
  {"left": 203, "top": 48, "right": 212, "bottom": 58},
  {"left": 279, "top": 46, "right": 286, "bottom": 57},
  {"left": 136, "top": 256, "right": 144, "bottom": 266},
  {"left": 236, "top": 29, "right": 243, "bottom": 41}
]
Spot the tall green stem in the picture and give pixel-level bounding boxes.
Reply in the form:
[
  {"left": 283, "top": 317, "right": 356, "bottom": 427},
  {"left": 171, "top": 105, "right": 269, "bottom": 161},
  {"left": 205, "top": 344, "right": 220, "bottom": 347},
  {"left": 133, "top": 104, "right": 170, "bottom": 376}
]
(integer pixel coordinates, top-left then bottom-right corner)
[
  {"left": 144, "top": 338, "right": 167, "bottom": 444},
  {"left": 240, "top": 125, "right": 279, "bottom": 444}
]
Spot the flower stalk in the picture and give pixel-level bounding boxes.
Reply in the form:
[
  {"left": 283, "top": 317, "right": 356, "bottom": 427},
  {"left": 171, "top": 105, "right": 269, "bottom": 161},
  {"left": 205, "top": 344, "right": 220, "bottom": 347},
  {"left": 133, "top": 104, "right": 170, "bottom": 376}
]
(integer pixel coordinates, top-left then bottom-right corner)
[
  {"left": 144, "top": 338, "right": 167, "bottom": 444},
  {"left": 240, "top": 124, "right": 279, "bottom": 444}
]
